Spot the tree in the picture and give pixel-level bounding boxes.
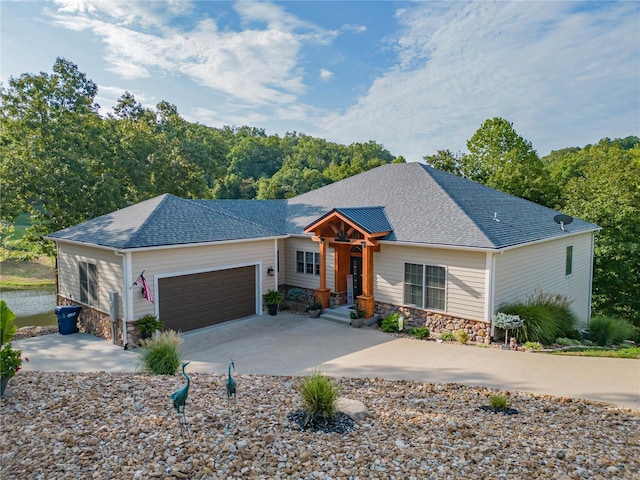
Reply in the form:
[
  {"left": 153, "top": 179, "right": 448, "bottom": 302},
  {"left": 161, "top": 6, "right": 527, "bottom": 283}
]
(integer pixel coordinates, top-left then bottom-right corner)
[
  {"left": 464, "top": 117, "right": 551, "bottom": 205},
  {"left": 561, "top": 140, "right": 640, "bottom": 326}
]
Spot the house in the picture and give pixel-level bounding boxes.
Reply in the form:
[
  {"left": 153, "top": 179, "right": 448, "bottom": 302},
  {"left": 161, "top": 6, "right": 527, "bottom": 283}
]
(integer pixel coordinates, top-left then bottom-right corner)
[{"left": 48, "top": 163, "right": 600, "bottom": 346}]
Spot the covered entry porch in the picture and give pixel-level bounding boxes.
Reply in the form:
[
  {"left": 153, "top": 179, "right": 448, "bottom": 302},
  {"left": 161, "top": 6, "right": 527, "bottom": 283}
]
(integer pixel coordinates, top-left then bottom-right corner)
[{"left": 304, "top": 207, "right": 393, "bottom": 318}]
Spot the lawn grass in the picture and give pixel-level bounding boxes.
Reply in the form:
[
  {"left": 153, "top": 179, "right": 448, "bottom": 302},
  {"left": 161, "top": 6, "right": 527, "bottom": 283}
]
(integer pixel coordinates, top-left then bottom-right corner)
[
  {"left": 551, "top": 346, "right": 639, "bottom": 359},
  {"left": 0, "top": 257, "right": 55, "bottom": 287}
]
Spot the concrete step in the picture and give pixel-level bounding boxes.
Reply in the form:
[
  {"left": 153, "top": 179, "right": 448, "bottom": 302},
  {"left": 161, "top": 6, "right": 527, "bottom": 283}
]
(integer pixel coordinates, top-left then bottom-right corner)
[{"left": 319, "top": 308, "right": 352, "bottom": 325}]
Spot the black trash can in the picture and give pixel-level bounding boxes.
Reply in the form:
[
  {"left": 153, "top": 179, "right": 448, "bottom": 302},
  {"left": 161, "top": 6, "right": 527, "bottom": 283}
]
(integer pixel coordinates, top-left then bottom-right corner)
[{"left": 55, "top": 305, "right": 82, "bottom": 335}]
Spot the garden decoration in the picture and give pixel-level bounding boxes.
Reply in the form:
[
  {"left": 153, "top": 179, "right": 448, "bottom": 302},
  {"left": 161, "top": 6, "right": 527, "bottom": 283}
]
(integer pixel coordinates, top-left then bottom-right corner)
[
  {"left": 225, "top": 359, "right": 237, "bottom": 434},
  {"left": 492, "top": 312, "right": 524, "bottom": 349},
  {"left": 171, "top": 362, "right": 192, "bottom": 442}
]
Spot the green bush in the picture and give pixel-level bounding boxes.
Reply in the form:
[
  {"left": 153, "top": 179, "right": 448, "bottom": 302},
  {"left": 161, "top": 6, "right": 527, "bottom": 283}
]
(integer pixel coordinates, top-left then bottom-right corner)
[
  {"left": 440, "top": 330, "right": 455, "bottom": 341},
  {"left": 501, "top": 303, "right": 560, "bottom": 345},
  {"left": 530, "top": 292, "right": 577, "bottom": 338},
  {"left": 138, "top": 330, "right": 183, "bottom": 375},
  {"left": 380, "top": 313, "right": 401, "bottom": 333},
  {"left": 588, "top": 315, "right": 636, "bottom": 346},
  {"left": 412, "top": 326, "right": 430, "bottom": 340},
  {"left": 298, "top": 371, "right": 339, "bottom": 421},
  {"left": 455, "top": 329, "right": 469, "bottom": 344},
  {"left": 556, "top": 337, "right": 580, "bottom": 347},
  {"left": 523, "top": 341, "right": 543, "bottom": 351}
]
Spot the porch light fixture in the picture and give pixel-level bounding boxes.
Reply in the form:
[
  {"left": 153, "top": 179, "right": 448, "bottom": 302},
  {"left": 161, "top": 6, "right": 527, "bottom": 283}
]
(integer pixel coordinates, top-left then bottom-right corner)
[{"left": 267, "top": 266, "right": 275, "bottom": 277}]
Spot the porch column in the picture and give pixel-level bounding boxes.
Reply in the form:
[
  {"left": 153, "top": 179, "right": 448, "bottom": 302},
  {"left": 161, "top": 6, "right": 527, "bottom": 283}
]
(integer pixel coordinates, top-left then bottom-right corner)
[
  {"left": 357, "top": 241, "right": 375, "bottom": 318},
  {"left": 315, "top": 238, "right": 331, "bottom": 308}
]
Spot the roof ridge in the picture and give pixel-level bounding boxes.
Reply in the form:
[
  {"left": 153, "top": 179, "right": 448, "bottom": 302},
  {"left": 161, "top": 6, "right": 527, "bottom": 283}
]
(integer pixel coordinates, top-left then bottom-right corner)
[{"left": 124, "top": 193, "right": 174, "bottom": 249}]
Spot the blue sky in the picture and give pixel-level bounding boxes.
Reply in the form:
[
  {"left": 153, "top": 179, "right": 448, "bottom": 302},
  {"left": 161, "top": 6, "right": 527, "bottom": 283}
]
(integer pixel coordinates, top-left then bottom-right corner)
[{"left": 1, "top": 1, "right": 638, "bottom": 161}]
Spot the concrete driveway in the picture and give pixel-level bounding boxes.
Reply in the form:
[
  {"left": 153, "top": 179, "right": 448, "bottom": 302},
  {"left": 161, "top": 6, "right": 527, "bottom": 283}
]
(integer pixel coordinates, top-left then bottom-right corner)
[{"left": 15, "top": 313, "right": 640, "bottom": 410}]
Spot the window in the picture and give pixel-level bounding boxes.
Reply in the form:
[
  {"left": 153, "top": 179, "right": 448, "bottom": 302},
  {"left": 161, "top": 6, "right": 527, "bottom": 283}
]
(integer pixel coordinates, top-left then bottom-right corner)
[
  {"left": 404, "top": 263, "right": 446, "bottom": 311},
  {"left": 296, "top": 250, "right": 320, "bottom": 276},
  {"left": 565, "top": 245, "right": 573, "bottom": 276},
  {"left": 79, "top": 262, "right": 98, "bottom": 305}
]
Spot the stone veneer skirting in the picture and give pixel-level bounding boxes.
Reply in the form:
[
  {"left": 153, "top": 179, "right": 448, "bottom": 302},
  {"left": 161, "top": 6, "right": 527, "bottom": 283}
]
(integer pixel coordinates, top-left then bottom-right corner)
[
  {"left": 57, "top": 296, "right": 134, "bottom": 347},
  {"left": 375, "top": 302, "right": 491, "bottom": 344}
]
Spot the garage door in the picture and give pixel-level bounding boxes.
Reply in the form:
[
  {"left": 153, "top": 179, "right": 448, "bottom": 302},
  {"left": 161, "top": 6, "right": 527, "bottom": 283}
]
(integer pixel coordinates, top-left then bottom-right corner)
[{"left": 158, "top": 266, "right": 256, "bottom": 332}]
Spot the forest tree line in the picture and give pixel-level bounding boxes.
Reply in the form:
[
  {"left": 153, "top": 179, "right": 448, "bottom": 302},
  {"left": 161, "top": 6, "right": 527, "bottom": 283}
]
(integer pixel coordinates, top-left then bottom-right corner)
[{"left": 1, "top": 59, "right": 638, "bottom": 326}]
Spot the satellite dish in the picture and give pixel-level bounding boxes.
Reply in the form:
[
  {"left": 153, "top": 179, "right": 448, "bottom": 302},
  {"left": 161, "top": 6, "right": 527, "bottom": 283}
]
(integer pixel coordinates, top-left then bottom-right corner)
[{"left": 554, "top": 214, "right": 573, "bottom": 231}]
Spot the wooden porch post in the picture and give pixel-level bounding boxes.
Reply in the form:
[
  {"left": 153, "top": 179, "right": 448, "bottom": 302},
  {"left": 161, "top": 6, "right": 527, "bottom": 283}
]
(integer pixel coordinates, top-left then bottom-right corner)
[
  {"left": 357, "top": 241, "right": 375, "bottom": 318},
  {"left": 315, "top": 238, "right": 330, "bottom": 308}
]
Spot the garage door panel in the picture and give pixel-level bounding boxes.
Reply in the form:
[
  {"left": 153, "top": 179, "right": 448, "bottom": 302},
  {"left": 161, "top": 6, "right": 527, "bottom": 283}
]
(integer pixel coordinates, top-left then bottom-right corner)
[{"left": 158, "top": 266, "right": 256, "bottom": 332}]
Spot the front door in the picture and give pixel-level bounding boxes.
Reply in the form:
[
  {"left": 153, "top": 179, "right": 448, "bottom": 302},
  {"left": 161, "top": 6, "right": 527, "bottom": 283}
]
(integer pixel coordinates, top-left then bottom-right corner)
[{"left": 350, "top": 255, "right": 363, "bottom": 298}]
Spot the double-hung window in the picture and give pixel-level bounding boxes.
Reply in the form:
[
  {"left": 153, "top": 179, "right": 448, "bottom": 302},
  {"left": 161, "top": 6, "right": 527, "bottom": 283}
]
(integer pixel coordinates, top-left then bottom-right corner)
[
  {"left": 79, "top": 262, "right": 98, "bottom": 305},
  {"left": 296, "top": 250, "right": 320, "bottom": 276},
  {"left": 404, "top": 263, "right": 446, "bottom": 311}
]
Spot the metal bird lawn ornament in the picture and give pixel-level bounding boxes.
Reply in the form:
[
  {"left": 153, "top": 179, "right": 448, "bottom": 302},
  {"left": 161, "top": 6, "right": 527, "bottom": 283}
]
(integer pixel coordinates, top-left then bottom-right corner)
[
  {"left": 171, "top": 361, "right": 192, "bottom": 442},
  {"left": 225, "top": 359, "right": 237, "bottom": 434}
]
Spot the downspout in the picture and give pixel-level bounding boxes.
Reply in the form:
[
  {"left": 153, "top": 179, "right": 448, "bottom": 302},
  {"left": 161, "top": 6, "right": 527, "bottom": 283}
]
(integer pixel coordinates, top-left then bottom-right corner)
[
  {"left": 587, "top": 232, "right": 595, "bottom": 324},
  {"left": 273, "top": 238, "right": 279, "bottom": 289},
  {"left": 114, "top": 251, "right": 132, "bottom": 349},
  {"left": 484, "top": 252, "right": 496, "bottom": 337}
]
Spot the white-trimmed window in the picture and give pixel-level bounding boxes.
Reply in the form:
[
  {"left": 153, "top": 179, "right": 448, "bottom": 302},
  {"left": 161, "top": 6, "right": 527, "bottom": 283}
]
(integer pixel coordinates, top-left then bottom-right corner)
[
  {"left": 404, "top": 263, "right": 446, "bottom": 311},
  {"left": 79, "top": 262, "right": 98, "bottom": 305},
  {"left": 296, "top": 250, "right": 320, "bottom": 276},
  {"left": 565, "top": 245, "right": 573, "bottom": 277}
]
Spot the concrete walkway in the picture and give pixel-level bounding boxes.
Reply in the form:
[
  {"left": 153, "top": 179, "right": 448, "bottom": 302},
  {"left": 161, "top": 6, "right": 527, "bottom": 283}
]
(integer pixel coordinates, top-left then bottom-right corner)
[{"left": 14, "top": 313, "right": 640, "bottom": 410}]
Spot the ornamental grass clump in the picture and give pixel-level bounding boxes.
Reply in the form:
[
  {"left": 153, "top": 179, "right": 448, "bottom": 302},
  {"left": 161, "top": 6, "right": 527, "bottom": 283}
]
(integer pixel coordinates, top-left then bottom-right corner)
[
  {"left": 490, "top": 395, "right": 508, "bottom": 411},
  {"left": 298, "top": 371, "right": 339, "bottom": 423},
  {"left": 138, "top": 330, "right": 183, "bottom": 375},
  {"left": 588, "top": 315, "right": 636, "bottom": 347}
]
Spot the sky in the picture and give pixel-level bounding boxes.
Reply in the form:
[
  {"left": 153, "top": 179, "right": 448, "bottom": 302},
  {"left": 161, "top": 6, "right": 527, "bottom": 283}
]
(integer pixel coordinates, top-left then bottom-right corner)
[{"left": 1, "top": 0, "right": 638, "bottom": 161}]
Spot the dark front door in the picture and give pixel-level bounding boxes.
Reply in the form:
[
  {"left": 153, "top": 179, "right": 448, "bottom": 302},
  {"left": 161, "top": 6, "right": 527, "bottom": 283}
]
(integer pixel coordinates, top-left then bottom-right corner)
[{"left": 350, "top": 255, "right": 363, "bottom": 298}]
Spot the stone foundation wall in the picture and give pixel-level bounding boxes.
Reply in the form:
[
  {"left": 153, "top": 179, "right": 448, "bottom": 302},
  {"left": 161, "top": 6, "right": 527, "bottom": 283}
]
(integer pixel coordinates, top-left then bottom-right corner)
[
  {"left": 375, "top": 302, "right": 491, "bottom": 344},
  {"left": 57, "top": 296, "right": 124, "bottom": 346}
]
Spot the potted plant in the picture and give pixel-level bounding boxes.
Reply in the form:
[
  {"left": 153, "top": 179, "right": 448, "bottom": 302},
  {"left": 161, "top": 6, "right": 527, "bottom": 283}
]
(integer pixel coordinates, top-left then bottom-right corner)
[
  {"left": 137, "top": 314, "right": 163, "bottom": 340},
  {"left": 264, "top": 290, "right": 283, "bottom": 316},
  {"left": 350, "top": 308, "right": 364, "bottom": 328},
  {"left": 307, "top": 299, "right": 323, "bottom": 318}
]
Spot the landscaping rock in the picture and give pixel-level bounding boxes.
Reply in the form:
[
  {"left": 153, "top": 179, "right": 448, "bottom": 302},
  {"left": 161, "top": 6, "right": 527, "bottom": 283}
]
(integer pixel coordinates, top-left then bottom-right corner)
[{"left": 1, "top": 373, "right": 639, "bottom": 479}]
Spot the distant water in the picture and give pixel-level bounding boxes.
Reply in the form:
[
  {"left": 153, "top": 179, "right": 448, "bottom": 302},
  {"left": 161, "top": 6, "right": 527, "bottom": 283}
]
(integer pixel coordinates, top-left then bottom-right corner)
[{"left": 0, "top": 287, "right": 57, "bottom": 327}]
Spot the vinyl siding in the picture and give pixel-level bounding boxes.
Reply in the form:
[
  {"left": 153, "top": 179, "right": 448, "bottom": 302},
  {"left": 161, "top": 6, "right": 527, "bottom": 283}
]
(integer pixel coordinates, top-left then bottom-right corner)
[
  {"left": 374, "top": 244, "right": 486, "bottom": 320},
  {"left": 283, "top": 237, "right": 334, "bottom": 291},
  {"left": 56, "top": 243, "right": 123, "bottom": 316},
  {"left": 130, "top": 240, "right": 277, "bottom": 319},
  {"left": 494, "top": 233, "right": 593, "bottom": 324}
]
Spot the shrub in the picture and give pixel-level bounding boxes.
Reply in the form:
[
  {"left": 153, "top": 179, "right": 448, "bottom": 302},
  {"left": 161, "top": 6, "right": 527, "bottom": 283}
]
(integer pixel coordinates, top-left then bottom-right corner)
[
  {"left": 588, "top": 315, "right": 636, "bottom": 346},
  {"left": 455, "top": 329, "right": 469, "bottom": 344},
  {"left": 501, "top": 303, "right": 560, "bottom": 345},
  {"left": 138, "top": 330, "right": 183, "bottom": 375},
  {"left": 298, "top": 371, "right": 339, "bottom": 422},
  {"left": 412, "top": 326, "right": 430, "bottom": 340},
  {"left": 136, "top": 314, "right": 163, "bottom": 336},
  {"left": 440, "top": 330, "right": 455, "bottom": 341},
  {"left": 380, "top": 313, "right": 401, "bottom": 333},
  {"left": 523, "top": 341, "right": 543, "bottom": 351},
  {"left": 490, "top": 395, "right": 508, "bottom": 410},
  {"left": 529, "top": 292, "right": 577, "bottom": 339}
]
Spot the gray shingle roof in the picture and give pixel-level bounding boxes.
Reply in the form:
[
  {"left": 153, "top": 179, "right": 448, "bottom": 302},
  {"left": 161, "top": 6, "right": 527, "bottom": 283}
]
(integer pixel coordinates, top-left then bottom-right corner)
[
  {"left": 49, "top": 163, "right": 599, "bottom": 250},
  {"left": 48, "top": 194, "right": 282, "bottom": 249}
]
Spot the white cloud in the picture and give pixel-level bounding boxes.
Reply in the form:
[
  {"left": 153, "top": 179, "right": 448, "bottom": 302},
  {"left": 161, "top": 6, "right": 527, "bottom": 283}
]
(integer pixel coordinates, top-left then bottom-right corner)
[
  {"left": 46, "top": 0, "right": 336, "bottom": 105},
  {"left": 320, "top": 1, "right": 640, "bottom": 160},
  {"left": 319, "top": 69, "right": 334, "bottom": 81}
]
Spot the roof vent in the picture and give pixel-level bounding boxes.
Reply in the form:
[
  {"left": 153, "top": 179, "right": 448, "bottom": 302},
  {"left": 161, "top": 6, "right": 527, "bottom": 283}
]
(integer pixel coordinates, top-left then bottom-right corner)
[{"left": 493, "top": 212, "right": 500, "bottom": 223}]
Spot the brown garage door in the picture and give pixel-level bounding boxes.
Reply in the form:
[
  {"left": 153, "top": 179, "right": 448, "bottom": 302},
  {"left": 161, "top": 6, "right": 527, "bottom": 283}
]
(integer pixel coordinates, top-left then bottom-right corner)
[{"left": 158, "top": 266, "right": 256, "bottom": 332}]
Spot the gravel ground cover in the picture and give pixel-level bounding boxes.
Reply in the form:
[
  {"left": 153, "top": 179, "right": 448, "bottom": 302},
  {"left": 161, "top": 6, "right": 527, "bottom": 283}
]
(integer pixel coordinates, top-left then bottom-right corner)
[{"left": 1, "top": 372, "right": 639, "bottom": 479}]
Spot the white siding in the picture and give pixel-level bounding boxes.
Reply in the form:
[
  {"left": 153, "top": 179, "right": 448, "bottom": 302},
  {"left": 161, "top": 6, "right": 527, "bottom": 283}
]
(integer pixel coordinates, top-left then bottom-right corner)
[
  {"left": 494, "top": 233, "right": 593, "bottom": 324},
  {"left": 283, "top": 237, "right": 335, "bottom": 291},
  {"left": 57, "top": 243, "right": 123, "bottom": 316},
  {"left": 130, "top": 240, "right": 278, "bottom": 319},
  {"left": 375, "top": 244, "right": 486, "bottom": 320}
]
